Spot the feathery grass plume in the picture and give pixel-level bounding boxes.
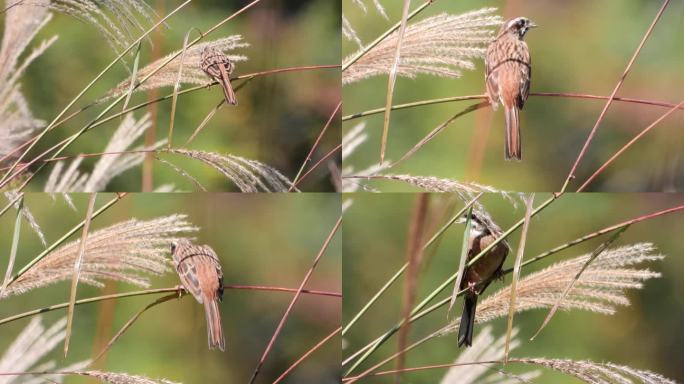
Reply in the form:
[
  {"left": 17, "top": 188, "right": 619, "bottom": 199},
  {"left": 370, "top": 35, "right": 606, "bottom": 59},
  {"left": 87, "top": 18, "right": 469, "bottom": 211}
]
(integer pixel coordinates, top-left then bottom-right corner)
[
  {"left": 344, "top": 1, "right": 388, "bottom": 50},
  {"left": 107, "top": 36, "right": 249, "bottom": 98},
  {"left": 342, "top": 16, "right": 363, "bottom": 50},
  {"left": 436, "top": 243, "right": 663, "bottom": 336},
  {"left": 169, "top": 149, "right": 296, "bottom": 192},
  {"left": 343, "top": 8, "right": 502, "bottom": 84},
  {"left": 341, "top": 122, "right": 389, "bottom": 192},
  {"left": 0, "top": 316, "right": 90, "bottom": 384},
  {"left": 345, "top": 174, "right": 503, "bottom": 194},
  {"left": 75, "top": 371, "right": 180, "bottom": 384},
  {"left": 0, "top": 0, "right": 55, "bottom": 159},
  {"left": 515, "top": 358, "right": 677, "bottom": 384},
  {"left": 351, "top": 0, "right": 387, "bottom": 19},
  {"left": 0, "top": 214, "right": 198, "bottom": 298},
  {"left": 3, "top": 191, "right": 47, "bottom": 246},
  {"left": 440, "top": 326, "right": 540, "bottom": 384},
  {"left": 39, "top": 0, "right": 157, "bottom": 58},
  {"left": 44, "top": 113, "right": 164, "bottom": 192}
]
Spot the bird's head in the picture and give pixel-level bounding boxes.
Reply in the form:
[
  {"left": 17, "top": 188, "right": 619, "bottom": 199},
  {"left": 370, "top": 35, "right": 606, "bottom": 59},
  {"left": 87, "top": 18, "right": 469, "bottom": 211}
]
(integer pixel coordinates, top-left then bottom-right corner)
[{"left": 501, "top": 17, "right": 537, "bottom": 39}]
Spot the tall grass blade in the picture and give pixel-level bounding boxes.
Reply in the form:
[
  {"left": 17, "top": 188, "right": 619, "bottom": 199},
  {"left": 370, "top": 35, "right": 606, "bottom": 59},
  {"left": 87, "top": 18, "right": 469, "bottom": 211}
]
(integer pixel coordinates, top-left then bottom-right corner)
[
  {"left": 504, "top": 194, "right": 534, "bottom": 362},
  {"left": 380, "top": 0, "right": 410, "bottom": 164},
  {"left": 64, "top": 193, "right": 97, "bottom": 357}
]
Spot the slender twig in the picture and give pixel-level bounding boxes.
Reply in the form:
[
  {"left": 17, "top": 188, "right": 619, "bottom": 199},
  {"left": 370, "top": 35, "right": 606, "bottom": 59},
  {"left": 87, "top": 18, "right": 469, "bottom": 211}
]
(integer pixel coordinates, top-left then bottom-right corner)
[
  {"left": 249, "top": 215, "right": 342, "bottom": 384},
  {"left": 341, "top": 92, "right": 684, "bottom": 121},
  {"left": 291, "top": 143, "right": 342, "bottom": 189},
  {"left": 397, "top": 192, "right": 427, "bottom": 382},
  {"left": 560, "top": 0, "right": 671, "bottom": 192},
  {"left": 290, "top": 101, "right": 342, "bottom": 191},
  {"left": 272, "top": 326, "right": 342, "bottom": 384},
  {"left": 0, "top": 284, "right": 341, "bottom": 327},
  {"left": 91, "top": 293, "right": 179, "bottom": 364},
  {"left": 576, "top": 100, "right": 684, "bottom": 192}
]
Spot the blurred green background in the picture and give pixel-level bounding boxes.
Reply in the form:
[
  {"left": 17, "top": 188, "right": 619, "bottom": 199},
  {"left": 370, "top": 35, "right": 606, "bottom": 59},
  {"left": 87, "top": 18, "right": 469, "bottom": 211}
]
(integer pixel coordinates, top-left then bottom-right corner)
[
  {"left": 0, "top": 193, "right": 341, "bottom": 383},
  {"left": 343, "top": 193, "right": 684, "bottom": 383},
  {"left": 6, "top": 0, "right": 340, "bottom": 191},
  {"left": 342, "top": 0, "right": 684, "bottom": 192}
]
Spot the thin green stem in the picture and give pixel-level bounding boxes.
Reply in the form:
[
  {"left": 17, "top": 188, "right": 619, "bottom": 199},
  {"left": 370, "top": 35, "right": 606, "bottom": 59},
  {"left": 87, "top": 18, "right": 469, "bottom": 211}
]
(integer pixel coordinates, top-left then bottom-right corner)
[
  {"left": 341, "top": 193, "right": 482, "bottom": 337},
  {"left": 6, "top": 193, "right": 127, "bottom": 286}
]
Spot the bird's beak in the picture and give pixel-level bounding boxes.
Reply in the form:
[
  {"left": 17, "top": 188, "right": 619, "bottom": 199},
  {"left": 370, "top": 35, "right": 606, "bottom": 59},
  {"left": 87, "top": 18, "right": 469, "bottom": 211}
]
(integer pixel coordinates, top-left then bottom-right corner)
[
  {"left": 455, "top": 216, "right": 467, "bottom": 225},
  {"left": 528, "top": 22, "right": 538, "bottom": 29}
]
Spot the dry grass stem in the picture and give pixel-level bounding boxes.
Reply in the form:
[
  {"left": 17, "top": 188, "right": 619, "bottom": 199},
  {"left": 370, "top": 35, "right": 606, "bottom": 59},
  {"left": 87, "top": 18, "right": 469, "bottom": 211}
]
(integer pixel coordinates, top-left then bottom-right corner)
[
  {"left": 0, "top": 315, "right": 90, "bottom": 384},
  {"left": 343, "top": 8, "right": 502, "bottom": 84},
  {"left": 1, "top": 214, "right": 198, "bottom": 298},
  {"left": 170, "top": 149, "right": 295, "bottom": 192},
  {"left": 437, "top": 243, "right": 663, "bottom": 337},
  {"left": 107, "top": 36, "right": 248, "bottom": 98}
]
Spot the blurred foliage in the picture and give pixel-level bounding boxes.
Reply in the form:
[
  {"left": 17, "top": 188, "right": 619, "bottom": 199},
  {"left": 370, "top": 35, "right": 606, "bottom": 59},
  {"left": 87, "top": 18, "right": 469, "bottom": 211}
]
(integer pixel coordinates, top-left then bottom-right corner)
[
  {"left": 0, "top": 193, "right": 341, "bottom": 383},
  {"left": 342, "top": 193, "right": 684, "bottom": 383},
  {"left": 342, "top": 0, "right": 684, "bottom": 192},
  {"left": 3, "top": 0, "right": 341, "bottom": 192}
]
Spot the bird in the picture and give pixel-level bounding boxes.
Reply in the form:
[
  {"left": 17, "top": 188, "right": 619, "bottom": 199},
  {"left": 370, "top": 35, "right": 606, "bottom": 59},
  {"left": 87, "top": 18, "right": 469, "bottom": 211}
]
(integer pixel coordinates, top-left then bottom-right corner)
[
  {"left": 457, "top": 212, "right": 510, "bottom": 347},
  {"left": 201, "top": 46, "right": 238, "bottom": 106},
  {"left": 171, "top": 239, "right": 226, "bottom": 351},
  {"left": 484, "top": 17, "right": 536, "bottom": 161}
]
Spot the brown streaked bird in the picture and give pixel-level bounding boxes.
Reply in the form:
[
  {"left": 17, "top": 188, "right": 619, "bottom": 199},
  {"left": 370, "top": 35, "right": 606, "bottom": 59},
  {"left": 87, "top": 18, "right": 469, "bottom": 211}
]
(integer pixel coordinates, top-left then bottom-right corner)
[
  {"left": 457, "top": 213, "right": 510, "bottom": 347},
  {"left": 201, "top": 46, "right": 238, "bottom": 106},
  {"left": 171, "top": 239, "right": 225, "bottom": 351},
  {"left": 485, "top": 17, "right": 536, "bottom": 161}
]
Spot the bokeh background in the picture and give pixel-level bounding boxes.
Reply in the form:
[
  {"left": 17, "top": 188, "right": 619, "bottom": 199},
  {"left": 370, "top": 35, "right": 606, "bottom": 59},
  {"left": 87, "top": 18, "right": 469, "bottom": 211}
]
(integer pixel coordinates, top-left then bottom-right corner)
[
  {"left": 343, "top": 193, "right": 684, "bottom": 383},
  {"left": 7, "top": 0, "right": 340, "bottom": 191},
  {"left": 342, "top": 0, "right": 684, "bottom": 192},
  {"left": 0, "top": 193, "right": 341, "bottom": 383}
]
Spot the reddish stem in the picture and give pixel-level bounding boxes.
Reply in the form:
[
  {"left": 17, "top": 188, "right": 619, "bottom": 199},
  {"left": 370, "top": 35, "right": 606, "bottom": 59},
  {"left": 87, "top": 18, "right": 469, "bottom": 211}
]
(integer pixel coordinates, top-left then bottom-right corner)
[
  {"left": 290, "top": 101, "right": 342, "bottom": 191},
  {"left": 560, "top": 0, "right": 671, "bottom": 192},
  {"left": 249, "top": 215, "right": 342, "bottom": 383},
  {"left": 291, "top": 143, "right": 343, "bottom": 190},
  {"left": 576, "top": 100, "right": 684, "bottom": 191},
  {"left": 272, "top": 326, "right": 342, "bottom": 384}
]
